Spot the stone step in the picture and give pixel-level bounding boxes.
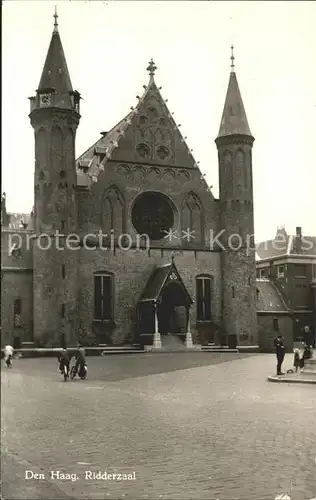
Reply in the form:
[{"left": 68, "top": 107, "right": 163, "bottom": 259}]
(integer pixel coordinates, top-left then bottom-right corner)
[
  {"left": 201, "top": 348, "right": 239, "bottom": 353},
  {"left": 303, "top": 358, "right": 316, "bottom": 374}
]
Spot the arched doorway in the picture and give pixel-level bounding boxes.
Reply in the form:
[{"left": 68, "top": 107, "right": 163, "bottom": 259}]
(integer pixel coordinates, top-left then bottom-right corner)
[{"left": 158, "top": 281, "right": 189, "bottom": 334}]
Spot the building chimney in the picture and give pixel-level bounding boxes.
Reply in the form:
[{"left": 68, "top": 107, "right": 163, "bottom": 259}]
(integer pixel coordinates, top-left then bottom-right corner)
[
  {"left": 100, "top": 131, "right": 108, "bottom": 137},
  {"left": 295, "top": 226, "right": 302, "bottom": 254}
]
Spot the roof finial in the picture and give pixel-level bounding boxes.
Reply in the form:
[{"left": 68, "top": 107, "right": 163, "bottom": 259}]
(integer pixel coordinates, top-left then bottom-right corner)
[
  {"left": 147, "top": 58, "right": 157, "bottom": 78},
  {"left": 53, "top": 5, "right": 59, "bottom": 32},
  {"left": 230, "top": 44, "right": 235, "bottom": 72}
]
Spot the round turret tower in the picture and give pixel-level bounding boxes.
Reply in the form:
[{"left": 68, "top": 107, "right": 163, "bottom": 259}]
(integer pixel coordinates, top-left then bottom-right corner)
[{"left": 29, "top": 9, "right": 81, "bottom": 346}]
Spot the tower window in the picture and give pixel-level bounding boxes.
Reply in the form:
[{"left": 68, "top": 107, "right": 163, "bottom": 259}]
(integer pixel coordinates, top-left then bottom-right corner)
[
  {"left": 61, "top": 304, "right": 65, "bottom": 318},
  {"left": 62, "top": 265, "right": 66, "bottom": 279},
  {"left": 259, "top": 269, "right": 266, "bottom": 278},
  {"left": 94, "top": 273, "right": 114, "bottom": 321},
  {"left": 13, "top": 298, "right": 22, "bottom": 328},
  {"left": 196, "top": 275, "right": 212, "bottom": 321},
  {"left": 14, "top": 298, "right": 21, "bottom": 314},
  {"left": 59, "top": 170, "right": 66, "bottom": 178},
  {"left": 248, "top": 277, "right": 251, "bottom": 285},
  {"left": 61, "top": 220, "right": 65, "bottom": 231},
  {"left": 273, "top": 318, "right": 279, "bottom": 331},
  {"left": 277, "top": 265, "right": 285, "bottom": 279},
  {"left": 232, "top": 286, "right": 235, "bottom": 298}
]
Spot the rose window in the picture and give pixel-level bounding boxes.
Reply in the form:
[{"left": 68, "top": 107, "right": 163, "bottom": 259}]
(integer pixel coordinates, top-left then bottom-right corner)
[{"left": 131, "top": 192, "right": 174, "bottom": 240}]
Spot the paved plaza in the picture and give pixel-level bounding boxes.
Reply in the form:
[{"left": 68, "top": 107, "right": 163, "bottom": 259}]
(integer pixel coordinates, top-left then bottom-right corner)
[{"left": 1, "top": 352, "right": 316, "bottom": 500}]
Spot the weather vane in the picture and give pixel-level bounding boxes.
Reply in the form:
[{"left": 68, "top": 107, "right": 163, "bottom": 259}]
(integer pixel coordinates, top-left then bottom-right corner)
[
  {"left": 230, "top": 45, "right": 235, "bottom": 72},
  {"left": 53, "top": 6, "right": 58, "bottom": 32},
  {"left": 147, "top": 58, "right": 157, "bottom": 77}
]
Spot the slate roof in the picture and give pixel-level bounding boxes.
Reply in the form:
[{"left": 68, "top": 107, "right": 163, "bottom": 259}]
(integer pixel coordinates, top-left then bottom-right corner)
[
  {"left": 76, "top": 113, "right": 133, "bottom": 187},
  {"left": 140, "top": 264, "right": 172, "bottom": 302},
  {"left": 256, "top": 278, "right": 289, "bottom": 312},
  {"left": 256, "top": 228, "right": 316, "bottom": 260},
  {"left": 139, "top": 262, "right": 193, "bottom": 304},
  {"left": 37, "top": 17, "right": 74, "bottom": 109},
  {"left": 217, "top": 70, "right": 252, "bottom": 139}
]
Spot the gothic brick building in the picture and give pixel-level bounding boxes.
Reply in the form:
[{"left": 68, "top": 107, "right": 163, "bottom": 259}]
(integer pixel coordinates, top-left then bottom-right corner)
[{"left": 1, "top": 15, "right": 258, "bottom": 349}]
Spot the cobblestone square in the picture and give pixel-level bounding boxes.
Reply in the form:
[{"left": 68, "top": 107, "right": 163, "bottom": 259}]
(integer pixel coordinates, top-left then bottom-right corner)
[{"left": 1, "top": 353, "right": 315, "bottom": 500}]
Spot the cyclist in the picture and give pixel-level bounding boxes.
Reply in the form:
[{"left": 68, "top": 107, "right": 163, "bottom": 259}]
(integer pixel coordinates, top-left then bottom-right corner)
[
  {"left": 74, "top": 342, "right": 86, "bottom": 375},
  {"left": 58, "top": 347, "right": 70, "bottom": 376}
]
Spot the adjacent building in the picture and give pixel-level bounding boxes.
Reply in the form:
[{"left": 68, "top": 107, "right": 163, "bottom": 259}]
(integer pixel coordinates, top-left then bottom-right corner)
[{"left": 256, "top": 226, "right": 316, "bottom": 350}]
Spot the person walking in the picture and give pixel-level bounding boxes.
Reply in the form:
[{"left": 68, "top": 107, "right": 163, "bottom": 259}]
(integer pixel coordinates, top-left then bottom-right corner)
[{"left": 274, "top": 334, "right": 285, "bottom": 375}]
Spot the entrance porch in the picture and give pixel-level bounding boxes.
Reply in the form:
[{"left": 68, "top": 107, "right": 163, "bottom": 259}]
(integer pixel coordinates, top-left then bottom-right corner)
[{"left": 136, "top": 261, "right": 200, "bottom": 351}]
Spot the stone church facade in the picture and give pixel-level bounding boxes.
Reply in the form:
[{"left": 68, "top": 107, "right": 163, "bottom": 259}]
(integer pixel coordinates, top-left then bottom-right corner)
[{"left": 1, "top": 15, "right": 258, "bottom": 349}]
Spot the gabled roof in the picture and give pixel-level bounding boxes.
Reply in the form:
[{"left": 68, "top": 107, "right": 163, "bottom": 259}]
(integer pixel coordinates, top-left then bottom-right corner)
[
  {"left": 217, "top": 70, "right": 252, "bottom": 139},
  {"left": 256, "top": 278, "right": 289, "bottom": 313},
  {"left": 76, "top": 62, "right": 210, "bottom": 191},
  {"left": 76, "top": 112, "right": 133, "bottom": 186},
  {"left": 139, "top": 261, "right": 193, "bottom": 304}
]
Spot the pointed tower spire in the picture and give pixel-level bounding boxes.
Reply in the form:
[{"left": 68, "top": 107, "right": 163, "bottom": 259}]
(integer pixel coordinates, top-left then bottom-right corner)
[
  {"left": 37, "top": 8, "right": 73, "bottom": 107},
  {"left": 217, "top": 47, "right": 252, "bottom": 139}
]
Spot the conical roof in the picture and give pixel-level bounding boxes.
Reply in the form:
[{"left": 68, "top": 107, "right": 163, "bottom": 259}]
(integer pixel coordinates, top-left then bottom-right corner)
[
  {"left": 37, "top": 10, "right": 73, "bottom": 108},
  {"left": 217, "top": 70, "right": 252, "bottom": 138}
]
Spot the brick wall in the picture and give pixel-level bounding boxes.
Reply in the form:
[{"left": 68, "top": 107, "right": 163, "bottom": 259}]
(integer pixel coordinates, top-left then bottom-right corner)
[
  {"left": 77, "top": 247, "right": 222, "bottom": 345},
  {"left": 1, "top": 270, "right": 33, "bottom": 347},
  {"left": 258, "top": 314, "right": 294, "bottom": 352}
]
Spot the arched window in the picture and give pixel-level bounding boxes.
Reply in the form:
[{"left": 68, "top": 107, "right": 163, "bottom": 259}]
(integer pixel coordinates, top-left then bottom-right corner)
[
  {"left": 196, "top": 275, "right": 212, "bottom": 321},
  {"left": 94, "top": 272, "right": 114, "bottom": 321},
  {"left": 181, "top": 192, "right": 203, "bottom": 242},
  {"left": 102, "top": 185, "right": 124, "bottom": 236}
]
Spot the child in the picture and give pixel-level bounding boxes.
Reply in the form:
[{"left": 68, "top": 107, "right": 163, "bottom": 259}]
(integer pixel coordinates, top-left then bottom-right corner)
[
  {"left": 293, "top": 348, "right": 300, "bottom": 373},
  {"left": 4, "top": 345, "right": 14, "bottom": 368}
]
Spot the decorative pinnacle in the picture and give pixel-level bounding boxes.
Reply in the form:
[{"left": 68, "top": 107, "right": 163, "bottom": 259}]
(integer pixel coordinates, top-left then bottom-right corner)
[
  {"left": 147, "top": 58, "right": 157, "bottom": 77},
  {"left": 53, "top": 6, "right": 58, "bottom": 32},
  {"left": 230, "top": 44, "right": 235, "bottom": 72}
]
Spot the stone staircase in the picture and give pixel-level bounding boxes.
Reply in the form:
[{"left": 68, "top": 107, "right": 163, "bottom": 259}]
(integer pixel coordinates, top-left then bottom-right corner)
[
  {"left": 144, "top": 334, "right": 201, "bottom": 352},
  {"left": 161, "top": 335, "right": 188, "bottom": 351}
]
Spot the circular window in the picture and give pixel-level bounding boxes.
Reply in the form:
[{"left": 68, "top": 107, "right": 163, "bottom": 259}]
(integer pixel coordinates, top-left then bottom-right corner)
[
  {"left": 136, "top": 143, "right": 150, "bottom": 158},
  {"left": 131, "top": 192, "right": 174, "bottom": 240},
  {"left": 156, "top": 145, "right": 170, "bottom": 160}
]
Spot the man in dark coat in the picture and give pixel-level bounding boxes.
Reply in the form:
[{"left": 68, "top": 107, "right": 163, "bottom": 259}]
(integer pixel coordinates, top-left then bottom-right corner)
[{"left": 274, "top": 334, "right": 285, "bottom": 375}]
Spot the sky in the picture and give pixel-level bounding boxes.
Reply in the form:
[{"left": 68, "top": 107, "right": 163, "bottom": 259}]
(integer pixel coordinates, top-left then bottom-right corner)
[{"left": 2, "top": 0, "right": 315, "bottom": 242}]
